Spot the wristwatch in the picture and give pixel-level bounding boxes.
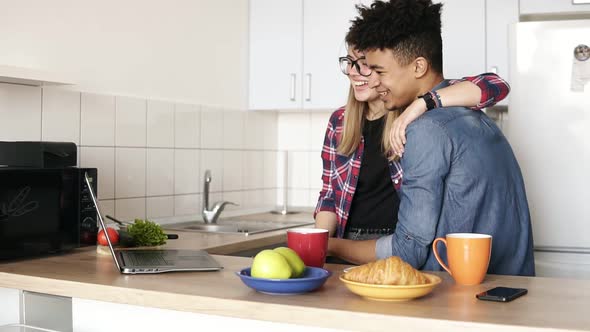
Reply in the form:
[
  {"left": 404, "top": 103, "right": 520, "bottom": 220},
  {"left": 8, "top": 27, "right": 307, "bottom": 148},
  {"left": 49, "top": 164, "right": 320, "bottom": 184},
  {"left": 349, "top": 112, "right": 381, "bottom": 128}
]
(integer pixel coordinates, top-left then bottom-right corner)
[{"left": 419, "top": 92, "right": 437, "bottom": 111}]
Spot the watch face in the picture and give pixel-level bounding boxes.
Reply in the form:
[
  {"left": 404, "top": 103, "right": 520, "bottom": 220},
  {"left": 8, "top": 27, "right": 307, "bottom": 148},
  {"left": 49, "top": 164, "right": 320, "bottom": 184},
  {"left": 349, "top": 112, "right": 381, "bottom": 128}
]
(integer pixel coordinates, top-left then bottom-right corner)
[{"left": 574, "top": 44, "right": 590, "bottom": 62}]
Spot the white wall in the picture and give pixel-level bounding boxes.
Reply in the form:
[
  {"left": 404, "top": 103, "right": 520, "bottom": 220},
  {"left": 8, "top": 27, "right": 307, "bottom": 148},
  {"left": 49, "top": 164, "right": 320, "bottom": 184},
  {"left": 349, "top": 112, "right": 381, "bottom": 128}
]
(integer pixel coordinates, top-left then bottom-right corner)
[{"left": 0, "top": 0, "right": 249, "bottom": 109}]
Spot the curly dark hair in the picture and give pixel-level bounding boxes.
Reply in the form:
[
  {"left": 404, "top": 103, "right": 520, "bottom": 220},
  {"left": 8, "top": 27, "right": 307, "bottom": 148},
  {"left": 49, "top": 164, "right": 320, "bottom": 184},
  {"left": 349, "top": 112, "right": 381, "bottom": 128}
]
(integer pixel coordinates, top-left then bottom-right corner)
[{"left": 346, "top": 0, "right": 443, "bottom": 74}]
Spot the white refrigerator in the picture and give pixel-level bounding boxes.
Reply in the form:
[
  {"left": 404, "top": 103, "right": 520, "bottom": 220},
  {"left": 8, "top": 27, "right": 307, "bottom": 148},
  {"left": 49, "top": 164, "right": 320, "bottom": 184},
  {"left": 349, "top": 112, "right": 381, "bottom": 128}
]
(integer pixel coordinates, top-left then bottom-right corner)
[{"left": 507, "top": 20, "right": 590, "bottom": 279}]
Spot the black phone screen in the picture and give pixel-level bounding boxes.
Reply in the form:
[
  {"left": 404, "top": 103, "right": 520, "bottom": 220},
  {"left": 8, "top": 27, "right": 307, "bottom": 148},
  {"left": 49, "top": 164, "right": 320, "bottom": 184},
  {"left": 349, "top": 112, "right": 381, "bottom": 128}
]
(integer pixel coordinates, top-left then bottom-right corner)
[{"left": 476, "top": 287, "right": 528, "bottom": 302}]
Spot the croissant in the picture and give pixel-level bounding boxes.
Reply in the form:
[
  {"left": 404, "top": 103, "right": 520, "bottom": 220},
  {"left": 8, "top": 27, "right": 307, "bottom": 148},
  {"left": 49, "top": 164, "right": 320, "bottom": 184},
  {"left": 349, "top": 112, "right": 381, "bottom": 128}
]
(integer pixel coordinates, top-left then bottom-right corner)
[{"left": 344, "top": 256, "right": 428, "bottom": 285}]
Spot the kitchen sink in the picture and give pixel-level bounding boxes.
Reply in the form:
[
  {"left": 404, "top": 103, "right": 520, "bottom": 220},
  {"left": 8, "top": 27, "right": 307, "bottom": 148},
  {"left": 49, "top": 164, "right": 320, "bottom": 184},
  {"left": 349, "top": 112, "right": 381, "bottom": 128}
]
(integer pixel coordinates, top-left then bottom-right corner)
[{"left": 162, "top": 220, "right": 314, "bottom": 236}]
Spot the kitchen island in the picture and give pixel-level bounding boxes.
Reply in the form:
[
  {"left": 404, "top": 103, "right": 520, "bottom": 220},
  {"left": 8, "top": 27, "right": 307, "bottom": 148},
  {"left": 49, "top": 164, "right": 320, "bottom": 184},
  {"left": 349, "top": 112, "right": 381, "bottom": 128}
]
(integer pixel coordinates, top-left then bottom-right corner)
[{"left": 1, "top": 213, "right": 589, "bottom": 332}]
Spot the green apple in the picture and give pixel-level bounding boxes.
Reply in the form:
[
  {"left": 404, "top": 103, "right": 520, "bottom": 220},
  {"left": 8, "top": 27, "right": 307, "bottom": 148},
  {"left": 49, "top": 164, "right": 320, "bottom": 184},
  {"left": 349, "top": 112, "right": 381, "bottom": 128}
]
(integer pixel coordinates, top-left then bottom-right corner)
[
  {"left": 273, "top": 247, "right": 306, "bottom": 278},
  {"left": 251, "top": 249, "right": 292, "bottom": 279}
]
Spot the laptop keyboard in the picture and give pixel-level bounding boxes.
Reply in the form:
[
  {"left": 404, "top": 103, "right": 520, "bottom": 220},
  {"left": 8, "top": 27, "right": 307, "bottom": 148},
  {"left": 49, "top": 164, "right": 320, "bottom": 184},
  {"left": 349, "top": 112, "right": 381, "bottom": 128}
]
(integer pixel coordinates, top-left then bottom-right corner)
[{"left": 122, "top": 252, "right": 172, "bottom": 267}]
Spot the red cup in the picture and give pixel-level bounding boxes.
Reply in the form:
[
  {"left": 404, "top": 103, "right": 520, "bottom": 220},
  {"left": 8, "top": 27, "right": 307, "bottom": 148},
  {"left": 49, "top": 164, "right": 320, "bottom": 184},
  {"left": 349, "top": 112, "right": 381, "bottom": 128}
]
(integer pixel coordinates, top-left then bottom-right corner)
[{"left": 287, "top": 228, "right": 329, "bottom": 268}]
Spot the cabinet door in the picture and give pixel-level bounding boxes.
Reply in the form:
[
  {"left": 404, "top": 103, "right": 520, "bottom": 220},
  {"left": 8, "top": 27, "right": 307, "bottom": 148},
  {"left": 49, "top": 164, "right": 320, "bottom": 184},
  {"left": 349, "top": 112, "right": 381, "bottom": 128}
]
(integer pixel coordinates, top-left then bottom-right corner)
[
  {"left": 302, "top": 0, "right": 359, "bottom": 110},
  {"left": 249, "top": 0, "right": 303, "bottom": 110},
  {"left": 486, "top": 0, "right": 518, "bottom": 106},
  {"left": 435, "top": 0, "right": 486, "bottom": 79},
  {"left": 520, "top": 0, "right": 590, "bottom": 15}
]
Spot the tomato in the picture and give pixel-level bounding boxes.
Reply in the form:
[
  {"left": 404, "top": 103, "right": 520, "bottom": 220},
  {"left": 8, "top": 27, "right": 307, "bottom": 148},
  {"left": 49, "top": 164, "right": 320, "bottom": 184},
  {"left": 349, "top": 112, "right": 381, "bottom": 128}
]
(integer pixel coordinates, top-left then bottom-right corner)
[{"left": 97, "top": 227, "right": 119, "bottom": 246}]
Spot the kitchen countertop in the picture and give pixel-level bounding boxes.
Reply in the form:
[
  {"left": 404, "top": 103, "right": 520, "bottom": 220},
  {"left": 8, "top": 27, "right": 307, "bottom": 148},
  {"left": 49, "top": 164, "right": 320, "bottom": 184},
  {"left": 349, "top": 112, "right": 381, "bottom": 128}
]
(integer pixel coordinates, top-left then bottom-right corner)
[
  {"left": 1, "top": 212, "right": 589, "bottom": 332},
  {"left": 160, "top": 211, "right": 315, "bottom": 254}
]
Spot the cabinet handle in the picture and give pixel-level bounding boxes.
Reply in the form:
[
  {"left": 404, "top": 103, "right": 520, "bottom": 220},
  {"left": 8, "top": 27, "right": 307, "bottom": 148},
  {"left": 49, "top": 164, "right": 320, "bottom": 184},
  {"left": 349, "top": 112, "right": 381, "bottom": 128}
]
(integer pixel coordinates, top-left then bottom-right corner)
[
  {"left": 289, "top": 73, "right": 296, "bottom": 101},
  {"left": 305, "top": 73, "right": 312, "bottom": 102}
]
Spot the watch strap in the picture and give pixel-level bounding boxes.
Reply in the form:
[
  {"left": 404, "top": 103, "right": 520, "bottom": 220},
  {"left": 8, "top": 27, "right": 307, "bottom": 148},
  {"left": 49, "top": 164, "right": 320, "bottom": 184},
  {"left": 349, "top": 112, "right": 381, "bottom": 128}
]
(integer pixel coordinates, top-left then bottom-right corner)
[{"left": 420, "top": 91, "right": 442, "bottom": 111}]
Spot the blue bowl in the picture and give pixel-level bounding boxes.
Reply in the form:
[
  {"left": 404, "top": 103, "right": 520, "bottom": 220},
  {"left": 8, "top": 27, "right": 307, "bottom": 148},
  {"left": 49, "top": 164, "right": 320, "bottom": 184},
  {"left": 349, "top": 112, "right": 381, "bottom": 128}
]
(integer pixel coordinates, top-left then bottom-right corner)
[{"left": 236, "top": 267, "right": 332, "bottom": 295}]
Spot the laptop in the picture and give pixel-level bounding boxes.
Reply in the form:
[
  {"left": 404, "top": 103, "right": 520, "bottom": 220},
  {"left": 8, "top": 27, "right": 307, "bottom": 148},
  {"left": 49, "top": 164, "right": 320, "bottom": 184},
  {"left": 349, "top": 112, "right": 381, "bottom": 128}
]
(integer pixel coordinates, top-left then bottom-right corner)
[{"left": 84, "top": 172, "right": 223, "bottom": 274}]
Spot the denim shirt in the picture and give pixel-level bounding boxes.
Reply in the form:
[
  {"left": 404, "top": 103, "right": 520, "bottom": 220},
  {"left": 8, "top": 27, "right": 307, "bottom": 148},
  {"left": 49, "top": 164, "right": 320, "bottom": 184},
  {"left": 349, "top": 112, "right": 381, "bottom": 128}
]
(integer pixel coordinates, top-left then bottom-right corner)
[{"left": 376, "top": 80, "right": 535, "bottom": 276}]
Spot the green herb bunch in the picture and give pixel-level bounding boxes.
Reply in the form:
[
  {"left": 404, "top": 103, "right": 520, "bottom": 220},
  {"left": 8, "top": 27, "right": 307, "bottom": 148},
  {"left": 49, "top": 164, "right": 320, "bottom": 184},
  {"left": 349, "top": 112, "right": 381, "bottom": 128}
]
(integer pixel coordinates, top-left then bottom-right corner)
[{"left": 127, "top": 219, "right": 167, "bottom": 246}]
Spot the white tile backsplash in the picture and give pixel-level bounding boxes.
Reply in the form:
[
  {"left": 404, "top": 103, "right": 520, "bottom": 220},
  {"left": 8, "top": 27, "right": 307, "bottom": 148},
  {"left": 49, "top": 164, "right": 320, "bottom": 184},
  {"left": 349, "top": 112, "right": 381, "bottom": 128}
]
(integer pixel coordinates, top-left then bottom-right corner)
[
  {"left": 275, "top": 111, "right": 332, "bottom": 207},
  {"left": 174, "top": 194, "right": 200, "bottom": 217},
  {"left": 308, "top": 150, "right": 323, "bottom": 191},
  {"left": 115, "top": 96, "right": 146, "bottom": 147},
  {"left": 200, "top": 150, "right": 223, "bottom": 192},
  {"left": 244, "top": 151, "right": 264, "bottom": 190},
  {"left": 309, "top": 189, "right": 320, "bottom": 207},
  {"left": 98, "top": 199, "right": 115, "bottom": 222},
  {"left": 0, "top": 81, "right": 292, "bottom": 216},
  {"left": 261, "top": 112, "right": 278, "bottom": 150},
  {"left": 288, "top": 151, "right": 309, "bottom": 188},
  {"left": 243, "top": 190, "right": 265, "bottom": 209},
  {"left": 147, "top": 149, "right": 174, "bottom": 196},
  {"left": 81, "top": 147, "right": 115, "bottom": 199},
  {"left": 264, "top": 189, "right": 278, "bottom": 209},
  {"left": 174, "top": 149, "right": 199, "bottom": 194},
  {"left": 146, "top": 196, "right": 174, "bottom": 219},
  {"left": 81, "top": 93, "right": 115, "bottom": 146},
  {"left": 288, "top": 189, "right": 312, "bottom": 207},
  {"left": 263, "top": 151, "right": 278, "bottom": 189},
  {"left": 244, "top": 112, "right": 265, "bottom": 149},
  {"left": 222, "top": 191, "right": 242, "bottom": 211},
  {"left": 147, "top": 100, "right": 174, "bottom": 148},
  {"left": 115, "top": 148, "right": 146, "bottom": 198},
  {"left": 310, "top": 111, "right": 331, "bottom": 152},
  {"left": 200, "top": 106, "right": 224, "bottom": 149},
  {"left": 41, "top": 88, "right": 81, "bottom": 144},
  {"left": 115, "top": 198, "right": 146, "bottom": 221},
  {"left": 276, "top": 111, "right": 332, "bottom": 207},
  {"left": 278, "top": 112, "right": 311, "bottom": 150},
  {"left": 222, "top": 150, "right": 243, "bottom": 191},
  {"left": 0, "top": 83, "right": 41, "bottom": 141},
  {"left": 174, "top": 103, "right": 200, "bottom": 148},
  {"left": 223, "top": 111, "right": 245, "bottom": 149}
]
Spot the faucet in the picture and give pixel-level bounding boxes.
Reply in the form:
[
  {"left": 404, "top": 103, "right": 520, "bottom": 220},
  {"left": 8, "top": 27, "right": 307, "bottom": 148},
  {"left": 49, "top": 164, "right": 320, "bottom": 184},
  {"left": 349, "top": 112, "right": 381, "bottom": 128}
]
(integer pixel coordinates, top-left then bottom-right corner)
[{"left": 202, "top": 170, "right": 237, "bottom": 224}]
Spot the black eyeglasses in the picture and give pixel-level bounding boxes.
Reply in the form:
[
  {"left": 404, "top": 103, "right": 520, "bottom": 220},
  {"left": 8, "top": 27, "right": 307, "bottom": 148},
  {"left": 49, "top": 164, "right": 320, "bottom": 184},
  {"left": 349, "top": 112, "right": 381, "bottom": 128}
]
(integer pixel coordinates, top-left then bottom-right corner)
[{"left": 338, "top": 56, "right": 372, "bottom": 77}]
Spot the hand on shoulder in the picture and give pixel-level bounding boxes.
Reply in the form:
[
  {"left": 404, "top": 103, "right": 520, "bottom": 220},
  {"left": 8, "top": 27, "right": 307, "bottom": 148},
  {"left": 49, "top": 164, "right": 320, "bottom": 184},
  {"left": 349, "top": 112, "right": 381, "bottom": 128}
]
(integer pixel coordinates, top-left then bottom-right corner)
[{"left": 390, "top": 98, "right": 428, "bottom": 157}]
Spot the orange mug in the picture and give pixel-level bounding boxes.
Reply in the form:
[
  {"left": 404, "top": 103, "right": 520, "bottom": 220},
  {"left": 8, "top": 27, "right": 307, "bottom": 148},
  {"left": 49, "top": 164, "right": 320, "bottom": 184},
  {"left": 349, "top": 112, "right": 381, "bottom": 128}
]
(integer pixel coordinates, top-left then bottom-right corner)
[{"left": 432, "top": 233, "right": 492, "bottom": 285}]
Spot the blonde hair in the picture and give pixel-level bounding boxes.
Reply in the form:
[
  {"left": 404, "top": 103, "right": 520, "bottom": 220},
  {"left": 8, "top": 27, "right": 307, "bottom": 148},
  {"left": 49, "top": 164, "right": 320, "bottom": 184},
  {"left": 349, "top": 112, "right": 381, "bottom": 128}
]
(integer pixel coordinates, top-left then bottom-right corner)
[{"left": 337, "top": 86, "right": 400, "bottom": 161}]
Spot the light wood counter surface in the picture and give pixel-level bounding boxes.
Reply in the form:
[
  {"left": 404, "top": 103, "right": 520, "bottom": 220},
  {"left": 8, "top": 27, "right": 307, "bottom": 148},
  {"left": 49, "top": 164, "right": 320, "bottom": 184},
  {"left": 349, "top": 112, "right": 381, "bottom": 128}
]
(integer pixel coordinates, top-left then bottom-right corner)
[{"left": 1, "top": 213, "right": 589, "bottom": 332}]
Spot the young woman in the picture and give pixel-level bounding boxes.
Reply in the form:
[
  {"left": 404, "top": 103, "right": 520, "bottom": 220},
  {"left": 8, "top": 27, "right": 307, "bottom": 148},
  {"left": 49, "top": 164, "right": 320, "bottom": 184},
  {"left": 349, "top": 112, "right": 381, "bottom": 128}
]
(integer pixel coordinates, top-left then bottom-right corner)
[{"left": 314, "top": 47, "right": 510, "bottom": 242}]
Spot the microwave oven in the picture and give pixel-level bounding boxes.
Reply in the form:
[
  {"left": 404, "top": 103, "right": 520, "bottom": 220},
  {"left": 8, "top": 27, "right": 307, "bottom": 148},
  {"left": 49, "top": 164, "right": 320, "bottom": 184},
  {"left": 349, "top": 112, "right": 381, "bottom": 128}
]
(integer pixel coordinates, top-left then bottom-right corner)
[{"left": 0, "top": 167, "right": 98, "bottom": 260}]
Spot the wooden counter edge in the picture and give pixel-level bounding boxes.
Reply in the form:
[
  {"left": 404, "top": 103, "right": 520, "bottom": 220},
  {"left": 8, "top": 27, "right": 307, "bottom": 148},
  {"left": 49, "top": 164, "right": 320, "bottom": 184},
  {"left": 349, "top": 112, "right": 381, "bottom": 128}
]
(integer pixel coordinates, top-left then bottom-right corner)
[{"left": 0, "top": 272, "right": 583, "bottom": 332}]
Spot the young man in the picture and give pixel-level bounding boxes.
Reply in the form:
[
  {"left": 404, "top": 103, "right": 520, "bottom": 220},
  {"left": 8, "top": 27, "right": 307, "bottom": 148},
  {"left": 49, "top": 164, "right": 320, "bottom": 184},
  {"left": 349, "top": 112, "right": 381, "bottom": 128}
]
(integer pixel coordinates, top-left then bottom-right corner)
[{"left": 328, "top": 0, "right": 535, "bottom": 276}]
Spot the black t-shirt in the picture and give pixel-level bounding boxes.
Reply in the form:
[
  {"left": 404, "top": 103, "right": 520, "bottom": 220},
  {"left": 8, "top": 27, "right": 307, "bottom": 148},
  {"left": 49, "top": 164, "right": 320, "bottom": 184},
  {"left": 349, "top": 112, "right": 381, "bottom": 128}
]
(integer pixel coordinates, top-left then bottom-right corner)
[{"left": 346, "top": 116, "right": 399, "bottom": 231}]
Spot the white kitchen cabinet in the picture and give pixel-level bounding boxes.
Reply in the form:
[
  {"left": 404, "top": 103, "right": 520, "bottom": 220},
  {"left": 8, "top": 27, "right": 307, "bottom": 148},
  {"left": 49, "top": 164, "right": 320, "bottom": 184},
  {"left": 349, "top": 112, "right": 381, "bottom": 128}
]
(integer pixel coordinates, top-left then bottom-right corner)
[
  {"left": 0, "top": 288, "right": 20, "bottom": 326},
  {"left": 249, "top": 0, "right": 362, "bottom": 111},
  {"left": 520, "top": 0, "right": 590, "bottom": 15},
  {"left": 485, "top": 0, "right": 519, "bottom": 106},
  {"left": 437, "top": 0, "right": 519, "bottom": 106},
  {"left": 0, "top": 65, "right": 73, "bottom": 86},
  {"left": 249, "top": 0, "right": 302, "bottom": 110},
  {"left": 435, "top": 0, "right": 486, "bottom": 80}
]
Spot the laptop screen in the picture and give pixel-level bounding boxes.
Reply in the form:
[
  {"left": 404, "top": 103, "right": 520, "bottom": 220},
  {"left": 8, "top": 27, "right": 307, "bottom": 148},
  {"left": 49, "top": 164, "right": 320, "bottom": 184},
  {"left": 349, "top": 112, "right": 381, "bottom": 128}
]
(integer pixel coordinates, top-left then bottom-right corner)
[{"left": 84, "top": 172, "right": 122, "bottom": 271}]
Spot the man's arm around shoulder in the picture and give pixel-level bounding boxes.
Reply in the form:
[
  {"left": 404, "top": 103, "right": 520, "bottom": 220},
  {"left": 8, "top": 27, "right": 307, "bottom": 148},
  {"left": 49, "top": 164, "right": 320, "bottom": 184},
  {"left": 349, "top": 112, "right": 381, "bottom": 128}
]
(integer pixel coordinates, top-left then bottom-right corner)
[{"left": 376, "top": 118, "right": 453, "bottom": 268}]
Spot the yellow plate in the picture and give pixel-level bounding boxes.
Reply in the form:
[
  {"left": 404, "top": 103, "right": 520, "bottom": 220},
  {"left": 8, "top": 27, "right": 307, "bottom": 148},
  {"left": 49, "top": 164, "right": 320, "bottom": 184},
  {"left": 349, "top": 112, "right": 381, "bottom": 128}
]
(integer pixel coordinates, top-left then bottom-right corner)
[{"left": 339, "top": 273, "right": 442, "bottom": 301}]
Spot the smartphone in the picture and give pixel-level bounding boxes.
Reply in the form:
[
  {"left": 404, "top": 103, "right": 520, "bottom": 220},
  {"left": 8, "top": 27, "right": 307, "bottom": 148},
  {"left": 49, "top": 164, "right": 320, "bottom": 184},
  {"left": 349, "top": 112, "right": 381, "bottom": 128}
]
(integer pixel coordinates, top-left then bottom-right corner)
[{"left": 476, "top": 287, "right": 528, "bottom": 302}]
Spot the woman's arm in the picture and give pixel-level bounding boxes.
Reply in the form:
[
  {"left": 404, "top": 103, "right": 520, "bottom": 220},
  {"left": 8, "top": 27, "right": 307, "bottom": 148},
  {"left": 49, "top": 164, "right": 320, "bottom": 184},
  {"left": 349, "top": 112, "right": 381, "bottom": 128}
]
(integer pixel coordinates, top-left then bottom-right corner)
[
  {"left": 458, "top": 73, "right": 510, "bottom": 109},
  {"left": 390, "top": 73, "right": 510, "bottom": 156},
  {"left": 328, "top": 238, "right": 377, "bottom": 265},
  {"left": 314, "top": 110, "right": 340, "bottom": 234},
  {"left": 315, "top": 211, "right": 338, "bottom": 237}
]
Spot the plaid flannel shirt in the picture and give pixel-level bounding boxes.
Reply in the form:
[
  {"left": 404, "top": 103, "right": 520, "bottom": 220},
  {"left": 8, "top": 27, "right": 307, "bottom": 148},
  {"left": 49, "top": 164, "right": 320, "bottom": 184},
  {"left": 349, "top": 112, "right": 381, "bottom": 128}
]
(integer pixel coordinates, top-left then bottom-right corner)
[{"left": 314, "top": 73, "right": 510, "bottom": 238}]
